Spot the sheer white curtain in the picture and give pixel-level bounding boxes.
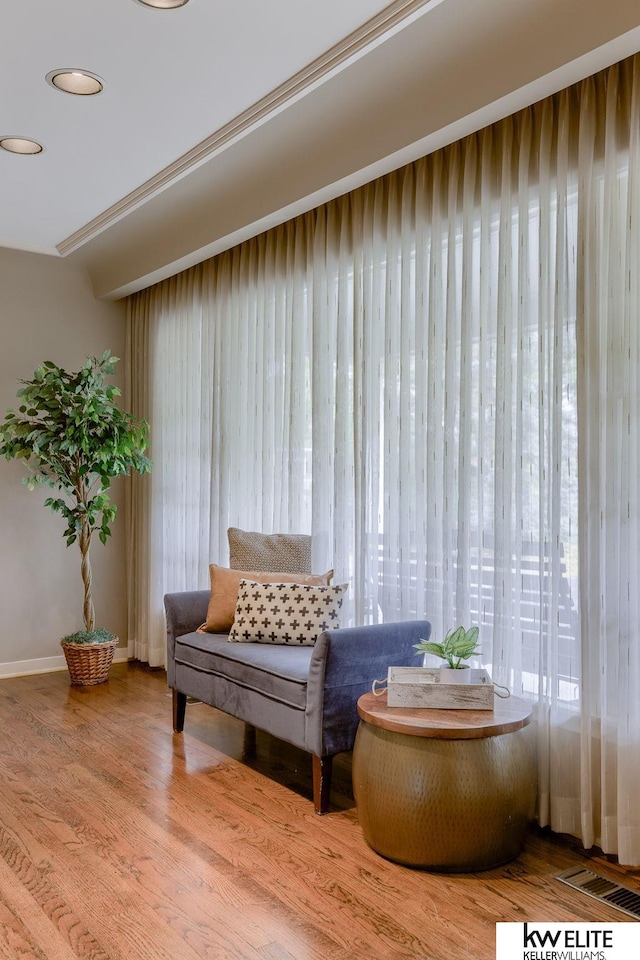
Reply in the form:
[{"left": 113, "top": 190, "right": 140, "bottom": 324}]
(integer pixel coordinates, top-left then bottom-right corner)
[
  {"left": 127, "top": 54, "right": 640, "bottom": 863},
  {"left": 126, "top": 269, "right": 216, "bottom": 665},
  {"left": 576, "top": 62, "right": 640, "bottom": 863}
]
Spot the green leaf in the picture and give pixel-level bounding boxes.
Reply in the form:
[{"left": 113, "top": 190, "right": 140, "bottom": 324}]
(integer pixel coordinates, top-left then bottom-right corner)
[{"left": 414, "top": 640, "right": 446, "bottom": 659}]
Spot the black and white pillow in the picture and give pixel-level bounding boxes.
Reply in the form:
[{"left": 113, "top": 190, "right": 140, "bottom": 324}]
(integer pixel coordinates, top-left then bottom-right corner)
[{"left": 228, "top": 579, "right": 348, "bottom": 645}]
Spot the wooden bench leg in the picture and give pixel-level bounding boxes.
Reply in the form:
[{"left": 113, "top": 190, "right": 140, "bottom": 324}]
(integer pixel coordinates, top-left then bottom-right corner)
[
  {"left": 312, "top": 754, "right": 333, "bottom": 815},
  {"left": 243, "top": 723, "right": 257, "bottom": 758},
  {"left": 172, "top": 689, "right": 187, "bottom": 733}
]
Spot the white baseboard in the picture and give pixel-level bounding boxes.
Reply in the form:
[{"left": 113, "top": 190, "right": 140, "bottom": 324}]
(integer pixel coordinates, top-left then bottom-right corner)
[{"left": 0, "top": 651, "right": 130, "bottom": 680}]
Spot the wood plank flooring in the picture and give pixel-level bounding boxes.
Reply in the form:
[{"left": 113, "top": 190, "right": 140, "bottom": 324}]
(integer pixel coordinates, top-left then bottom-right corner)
[{"left": 0, "top": 663, "right": 637, "bottom": 960}]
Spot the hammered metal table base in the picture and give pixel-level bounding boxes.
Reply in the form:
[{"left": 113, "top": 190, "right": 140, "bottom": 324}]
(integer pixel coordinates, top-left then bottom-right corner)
[{"left": 353, "top": 719, "right": 536, "bottom": 872}]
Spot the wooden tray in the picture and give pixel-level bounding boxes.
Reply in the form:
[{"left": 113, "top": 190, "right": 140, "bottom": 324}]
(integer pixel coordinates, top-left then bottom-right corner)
[{"left": 385, "top": 666, "right": 494, "bottom": 709}]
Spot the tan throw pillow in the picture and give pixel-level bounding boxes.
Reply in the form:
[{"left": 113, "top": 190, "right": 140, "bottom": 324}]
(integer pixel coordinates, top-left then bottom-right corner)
[
  {"left": 228, "top": 579, "right": 348, "bottom": 645},
  {"left": 199, "top": 564, "right": 334, "bottom": 633},
  {"left": 227, "top": 527, "right": 313, "bottom": 574}
]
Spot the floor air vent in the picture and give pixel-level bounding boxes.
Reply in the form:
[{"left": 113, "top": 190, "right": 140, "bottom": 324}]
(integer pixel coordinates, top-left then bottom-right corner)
[{"left": 556, "top": 867, "right": 640, "bottom": 920}]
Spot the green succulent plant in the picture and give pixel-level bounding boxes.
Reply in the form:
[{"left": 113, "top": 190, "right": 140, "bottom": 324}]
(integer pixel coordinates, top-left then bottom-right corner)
[{"left": 414, "top": 625, "right": 481, "bottom": 669}]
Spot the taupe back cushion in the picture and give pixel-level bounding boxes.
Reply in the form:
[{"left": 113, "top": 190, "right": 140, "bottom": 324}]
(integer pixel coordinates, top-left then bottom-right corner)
[{"left": 227, "top": 527, "right": 313, "bottom": 574}]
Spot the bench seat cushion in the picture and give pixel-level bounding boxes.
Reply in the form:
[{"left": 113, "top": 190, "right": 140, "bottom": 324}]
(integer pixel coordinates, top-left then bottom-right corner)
[{"left": 174, "top": 631, "right": 313, "bottom": 709}]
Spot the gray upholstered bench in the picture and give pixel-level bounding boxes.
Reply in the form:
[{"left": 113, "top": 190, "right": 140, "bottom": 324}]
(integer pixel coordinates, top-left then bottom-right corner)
[{"left": 165, "top": 587, "right": 430, "bottom": 813}]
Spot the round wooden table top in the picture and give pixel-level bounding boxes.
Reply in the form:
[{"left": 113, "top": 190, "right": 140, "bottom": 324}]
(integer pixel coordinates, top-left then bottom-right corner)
[{"left": 357, "top": 691, "right": 533, "bottom": 740}]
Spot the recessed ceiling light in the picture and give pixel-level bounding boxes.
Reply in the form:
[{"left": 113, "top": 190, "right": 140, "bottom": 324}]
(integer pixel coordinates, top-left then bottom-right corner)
[
  {"left": 134, "top": 0, "right": 190, "bottom": 8},
  {"left": 0, "top": 137, "right": 44, "bottom": 155},
  {"left": 46, "top": 69, "right": 104, "bottom": 96}
]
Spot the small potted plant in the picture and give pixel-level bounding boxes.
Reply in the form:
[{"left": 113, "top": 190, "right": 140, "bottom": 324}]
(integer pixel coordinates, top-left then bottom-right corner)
[
  {"left": 0, "top": 351, "right": 151, "bottom": 685},
  {"left": 414, "top": 625, "right": 481, "bottom": 684}
]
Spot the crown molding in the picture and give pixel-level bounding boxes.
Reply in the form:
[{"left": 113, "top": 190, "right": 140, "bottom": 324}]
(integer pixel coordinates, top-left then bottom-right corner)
[
  {"left": 56, "top": 0, "right": 443, "bottom": 256},
  {"left": 0, "top": 237, "right": 60, "bottom": 257}
]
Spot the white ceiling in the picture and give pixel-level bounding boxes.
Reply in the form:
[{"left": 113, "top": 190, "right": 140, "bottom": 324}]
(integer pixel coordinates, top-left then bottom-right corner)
[
  {"left": 1, "top": 0, "right": 395, "bottom": 250},
  {"left": 3, "top": 0, "right": 640, "bottom": 297}
]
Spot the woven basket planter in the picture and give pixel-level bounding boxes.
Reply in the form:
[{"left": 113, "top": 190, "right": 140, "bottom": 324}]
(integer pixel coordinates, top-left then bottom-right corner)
[{"left": 61, "top": 638, "right": 118, "bottom": 686}]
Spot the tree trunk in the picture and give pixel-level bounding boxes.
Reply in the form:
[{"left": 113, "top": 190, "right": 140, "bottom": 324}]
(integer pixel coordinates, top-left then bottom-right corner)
[{"left": 79, "top": 521, "right": 95, "bottom": 632}]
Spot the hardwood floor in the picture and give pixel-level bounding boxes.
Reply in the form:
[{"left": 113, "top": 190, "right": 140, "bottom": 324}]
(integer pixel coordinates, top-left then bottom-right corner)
[{"left": 0, "top": 663, "right": 637, "bottom": 960}]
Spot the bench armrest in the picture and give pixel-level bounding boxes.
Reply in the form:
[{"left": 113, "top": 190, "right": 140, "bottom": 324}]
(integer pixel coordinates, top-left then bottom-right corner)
[
  {"left": 306, "top": 619, "right": 431, "bottom": 756},
  {"left": 164, "top": 590, "right": 210, "bottom": 686}
]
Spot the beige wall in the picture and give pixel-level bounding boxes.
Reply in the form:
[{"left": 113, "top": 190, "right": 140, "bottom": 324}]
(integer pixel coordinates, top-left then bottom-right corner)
[{"left": 0, "top": 248, "right": 127, "bottom": 676}]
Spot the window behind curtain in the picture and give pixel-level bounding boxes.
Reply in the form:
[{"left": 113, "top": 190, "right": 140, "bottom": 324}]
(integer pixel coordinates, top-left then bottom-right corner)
[{"left": 128, "top": 53, "right": 640, "bottom": 863}]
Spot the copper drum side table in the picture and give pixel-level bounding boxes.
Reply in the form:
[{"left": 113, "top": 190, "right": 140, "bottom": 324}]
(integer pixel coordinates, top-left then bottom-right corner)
[{"left": 352, "top": 692, "right": 536, "bottom": 872}]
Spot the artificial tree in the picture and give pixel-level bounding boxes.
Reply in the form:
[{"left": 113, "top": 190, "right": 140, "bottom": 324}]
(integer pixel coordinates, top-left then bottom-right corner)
[{"left": 0, "top": 350, "right": 151, "bottom": 639}]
